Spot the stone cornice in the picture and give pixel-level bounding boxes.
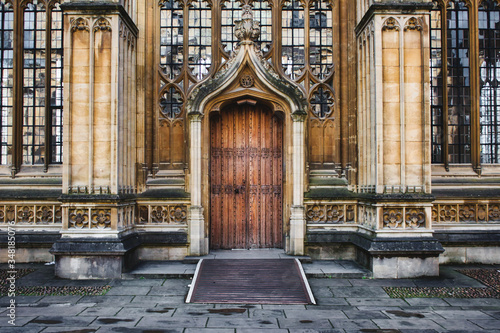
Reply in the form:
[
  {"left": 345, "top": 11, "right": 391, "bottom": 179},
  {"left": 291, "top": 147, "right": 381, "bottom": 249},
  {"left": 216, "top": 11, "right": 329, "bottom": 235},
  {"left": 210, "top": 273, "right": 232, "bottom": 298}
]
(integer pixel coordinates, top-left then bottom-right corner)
[
  {"left": 60, "top": 2, "right": 138, "bottom": 37},
  {"left": 355, "top": 2, "right": 434, "bottom": 36}
]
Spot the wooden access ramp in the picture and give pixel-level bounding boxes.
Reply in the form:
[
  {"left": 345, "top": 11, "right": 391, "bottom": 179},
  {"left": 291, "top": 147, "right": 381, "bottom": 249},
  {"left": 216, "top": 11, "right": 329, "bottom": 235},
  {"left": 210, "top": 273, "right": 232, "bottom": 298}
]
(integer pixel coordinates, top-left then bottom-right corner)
[{"left": 186, "top": 259, "right": 316, "bottom": 304}]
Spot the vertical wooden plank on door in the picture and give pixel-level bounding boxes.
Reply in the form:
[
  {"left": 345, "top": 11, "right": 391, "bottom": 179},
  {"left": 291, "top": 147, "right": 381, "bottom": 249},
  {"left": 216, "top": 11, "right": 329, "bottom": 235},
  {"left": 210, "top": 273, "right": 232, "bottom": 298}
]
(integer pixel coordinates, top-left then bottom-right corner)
[
  {"left": 273, "top": 114, "right": 283, "bottom": 247},
  {"left": 210, "top": 113, "right": 221, "bottom": 248},
  {"left": 247, "top": 105, "right": 258, "bottom": 248}
]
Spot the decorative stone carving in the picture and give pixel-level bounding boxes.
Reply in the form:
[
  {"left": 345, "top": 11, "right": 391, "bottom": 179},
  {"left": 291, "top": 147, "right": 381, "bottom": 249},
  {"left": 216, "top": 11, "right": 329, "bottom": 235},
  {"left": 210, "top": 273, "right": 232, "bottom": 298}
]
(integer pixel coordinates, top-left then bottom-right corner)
[
  {"left": 69, "top": 209, "right": 89, "bottom": 229},
  {"left": 383, "top": 208, "right": 403, "bottom": 228},
  {"left": 71, "top": 18, "right": 90, "bottom": 32},
  {"left": 94, "top": 18, "right": 112, "bottom": 32},
  {"left": 137, "top": 204, "right": 189, "bottom": 225},
  {"left": 405, "top": 208, "right": 425, "bottom": 228},
  {"left": 382, "top": 17, "right": 400, "bottom": 31},
  {"left": 305, "top": 203, "right": 357, "bottom": 224},
  {"left": 234, "top": 5, "right": 260, "bottom": 42},
  {"left": 91, "top": 209, "right": 111, "bottom": 229},
  {"left": 404, "top": 17, "right": 423, "bottom": 31},
  {"left": 240, "top": 74, "right": 254, "bottom": 87}
]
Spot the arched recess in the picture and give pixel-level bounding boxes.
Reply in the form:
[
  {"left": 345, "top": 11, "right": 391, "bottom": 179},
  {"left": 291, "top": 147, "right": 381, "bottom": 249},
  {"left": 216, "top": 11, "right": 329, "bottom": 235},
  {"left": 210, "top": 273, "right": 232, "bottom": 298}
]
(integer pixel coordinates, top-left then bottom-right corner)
[{"left": 185, "top": 10, "right": 309, "bottom": 255}]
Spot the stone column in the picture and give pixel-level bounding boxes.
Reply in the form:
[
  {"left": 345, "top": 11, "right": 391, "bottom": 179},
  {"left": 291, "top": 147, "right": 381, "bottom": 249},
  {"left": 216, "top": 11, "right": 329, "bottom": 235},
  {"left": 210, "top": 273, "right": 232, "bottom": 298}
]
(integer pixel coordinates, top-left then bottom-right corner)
[
  {"left": 289, "top": 112, "right": 307, "bottom": 255},
  {"left": 51, "top": 2, "right": 139, "bottom": 279},
  {"left": 355, "top": 1, "right": 443, "bottom": 278},
  {"left": 188, "top": 112, "right": 207, "bottom": 255}
]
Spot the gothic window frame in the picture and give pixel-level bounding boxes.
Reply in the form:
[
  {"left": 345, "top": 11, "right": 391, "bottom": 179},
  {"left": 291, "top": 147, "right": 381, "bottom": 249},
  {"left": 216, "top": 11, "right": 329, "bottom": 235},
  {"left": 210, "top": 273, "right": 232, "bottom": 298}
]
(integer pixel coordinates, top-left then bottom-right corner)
[
  {"left": 430, "top": 0, "right": 500, "bottom": 172},
  {"left": 0, "top": 0, "right": 64, "bottom": 174}
]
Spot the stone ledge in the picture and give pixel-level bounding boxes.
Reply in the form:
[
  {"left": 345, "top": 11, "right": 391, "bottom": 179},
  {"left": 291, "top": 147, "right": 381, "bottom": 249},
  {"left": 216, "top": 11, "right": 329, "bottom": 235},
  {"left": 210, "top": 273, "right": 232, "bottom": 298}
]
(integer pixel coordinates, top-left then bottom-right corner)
[
  {"left": 0, "top": 231, "right": 61, "bottom": 247},
  {"left": 434, "top": 230, "right": 500, "bottom": 245},
  {"left": 306, "top": 230, "right": 444, "bottom": 257}
]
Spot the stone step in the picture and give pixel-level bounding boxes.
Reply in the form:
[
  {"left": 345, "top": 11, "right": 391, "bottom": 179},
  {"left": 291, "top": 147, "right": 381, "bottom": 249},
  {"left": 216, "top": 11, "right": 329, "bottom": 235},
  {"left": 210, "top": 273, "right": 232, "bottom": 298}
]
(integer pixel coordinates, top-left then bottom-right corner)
[{"left": 123, "top": 259, "right": 371, "bottom": 279}]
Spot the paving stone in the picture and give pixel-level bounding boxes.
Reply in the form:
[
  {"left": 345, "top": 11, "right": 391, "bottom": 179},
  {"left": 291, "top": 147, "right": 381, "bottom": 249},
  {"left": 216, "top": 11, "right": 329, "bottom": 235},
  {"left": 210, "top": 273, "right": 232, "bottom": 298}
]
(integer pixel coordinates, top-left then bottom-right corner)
[
  {"left": 236, "top": 328, "right": 288, "bottom": 333},
  {"left": 305, "top": 305, "right": 352, "bottom": 311},
  {"left": 207, "top": 318, "right": 279, "bottom": 328},
  {"left": 345, "top": 298, "right": 409, "bottom": 307},
  {"left": 433, "top": 309, "right": 495, "bottom": 319},
  {"left": 342, "top": 309, "right": 389, "bottom": 319},
  {"left": 0, "top": 327, "right": 44, "bottom": 333},
  {"left": 106, "top": 286, "right": 152, "bottom": 296},
  {"left": 403, "top": 298, "right": 450, "bottom": 307},
  {"left": 483, "top": 310, "right": 500, "bottom": 319},
  {"left": 0, "top": 316, "right": 38, "bottom": 327},
  {"left": 261, "top": 305, "right": 307, "bottom": 310},
  {"left": 214, "top": 304, "right": 260, "bottom": 309},
  {"left": 173, "top": 307, "right": 249, "bottom": 317},
  {"left": 37, "top": 296, "right": 83, "bottom": 304},
  {"left": 443, "top": 298, "right": 500, "bottom": 307},
  {"left": 468, "top": 319, "right": 500, "bottom": 330},
  {"left": 79, "top": 306, "right": 122, "bottom": 316},
  {"left": 0, "top": 296, "right": 44, "bottom": 306},
  {"left": 372, "top": 319, "right": 444, "bottom": 330},
  {"left": 310, "top": 288, "right": 334, "bottom": 298},
  {"left": 185, "top": 329, "right": 234, "bottom": 333},
  {"left": 431, "top": 319, "right": 483, "bottom": 331},
  {"left": 13, "top": 304, "right": 90, "bottom": 316},
  {"left": 313, "top": 297, "right": 350, "bottom": 306},
  {"left": 43, "top": 327, "right": 99, "bottom": 333},
  {"left": 109, "top": 279, "right": 165, "bottom": 287},
  {"left": 24, "top": 316, "right": 97, "bottom": 327},
  {"left": 148, "top": 286, "right": 189, "bottom": 296},
  {"left": 348, "top": 279, "right": 417, "bottom": 287},
  {"left": 382, "top": 309, "right": 444, "bottom": 320},
  {"left": 355, "top": 306, "right": 404, "bottom": 311},
  {"left": 330, "top": 287, "right": 390, "bottom": 298},
  {"left": 89, "top": 317, "right": 141, "bottom": 327},
  {"left": 96, "top": 328, "right": 183, "bottom": 333},
  {"left": 77, "top": 296, "right": 133, "bottom": 305},
  {"left": 284, "top": 309, "right": 347, "bottom": 319},
  {"left": 288, "top": 328, "right": 346, "bottom": 333},
  {"left": 116, "top": 306, "right": 176, "bottom": 317},
  {"left": 136, "top": 316, "right": 208, "bottom": 328},
  {"left": 330, "top": 318, "right": 379, "bottom": 330},
  {"left": 277, "top": 318, "right": 333, "bottom": 329},
  {"left": 308, "top": 278, "right": 352, "bottom": 287},
  {"left": 250, "top": 309, "right": 285, "bottom": 318},
  {"left": 133, "top": 295, "right": 185, "bottom": 304}
]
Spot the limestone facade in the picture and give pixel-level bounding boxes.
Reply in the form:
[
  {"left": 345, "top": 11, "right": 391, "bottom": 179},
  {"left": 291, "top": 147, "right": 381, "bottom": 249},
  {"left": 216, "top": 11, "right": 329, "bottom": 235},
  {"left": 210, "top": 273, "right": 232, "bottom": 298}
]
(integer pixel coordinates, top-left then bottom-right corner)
[{"left": 0, "top": 0, "right": 499, "bottom": 278}]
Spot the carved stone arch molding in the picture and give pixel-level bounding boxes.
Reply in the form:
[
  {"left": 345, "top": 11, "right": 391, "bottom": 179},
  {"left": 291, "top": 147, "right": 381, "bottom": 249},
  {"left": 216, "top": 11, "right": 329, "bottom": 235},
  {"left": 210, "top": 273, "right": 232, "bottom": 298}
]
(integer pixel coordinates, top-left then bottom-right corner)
[{"left": 185, "top": 17, "right": 309, "bottom": 255}]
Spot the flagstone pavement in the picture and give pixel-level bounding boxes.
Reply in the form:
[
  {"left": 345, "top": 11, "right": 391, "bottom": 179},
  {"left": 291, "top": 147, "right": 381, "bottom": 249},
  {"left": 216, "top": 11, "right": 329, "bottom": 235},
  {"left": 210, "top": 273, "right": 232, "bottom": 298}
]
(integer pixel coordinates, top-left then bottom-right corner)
[{"left": 1, "top": 262, "right": 500, "bottom": 333}]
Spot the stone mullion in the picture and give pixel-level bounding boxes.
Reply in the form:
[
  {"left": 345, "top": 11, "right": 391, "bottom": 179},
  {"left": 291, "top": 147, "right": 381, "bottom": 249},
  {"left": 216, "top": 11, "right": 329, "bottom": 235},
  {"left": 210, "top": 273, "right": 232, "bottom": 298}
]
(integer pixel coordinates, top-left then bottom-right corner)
[
  {"left": 469, "top": 0, "right": 481, "bottom": 173},
  {"left": 441, "top": 4, "right": 449, "bottom": 170},
  {"left": 339, "top": 0, "right": 348, "bottom": 171},
  {"left": 303, "top": 2, "right": 310, "bottom": 93},
  {"left": 12, "top": 2, "right": 23, "bottom": 175},
  {"left": 44, "top": 5, "right": 52, "bottom": 171}
]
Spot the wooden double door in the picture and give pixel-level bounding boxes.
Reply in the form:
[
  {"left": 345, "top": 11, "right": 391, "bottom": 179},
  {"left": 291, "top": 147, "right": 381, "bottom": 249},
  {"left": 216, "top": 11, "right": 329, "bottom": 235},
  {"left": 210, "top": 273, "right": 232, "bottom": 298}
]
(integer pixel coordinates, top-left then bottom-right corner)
[{"left": 210, "top": 103, "right": 283, "bottom": 249}]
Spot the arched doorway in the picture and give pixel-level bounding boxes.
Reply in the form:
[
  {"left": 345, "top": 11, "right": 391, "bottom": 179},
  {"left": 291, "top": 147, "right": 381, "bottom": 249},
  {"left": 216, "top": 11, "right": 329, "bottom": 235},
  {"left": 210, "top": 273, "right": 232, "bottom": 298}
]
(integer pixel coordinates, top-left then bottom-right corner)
[{"left": 209, "top": 102, "right": 283, "bottom": 249}]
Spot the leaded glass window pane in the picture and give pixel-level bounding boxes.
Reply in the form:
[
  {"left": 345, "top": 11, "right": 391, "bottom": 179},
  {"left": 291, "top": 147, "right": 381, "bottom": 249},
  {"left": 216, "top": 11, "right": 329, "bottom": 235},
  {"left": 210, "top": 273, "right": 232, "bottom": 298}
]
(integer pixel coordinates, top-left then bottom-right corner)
[
  {"left": 310, "top": 0, "right": 333, "bottom": 80},
  {"left": 51, "top": 5, "right": 63, "bottom": 163},
  {"left": 282, "top": 0, "right": 305, "bottom": 80},
  {"left": 0, "top": 4, "right": 13, "bottom": 165},
  {"left": 160, "top": 0, "right": 184, "bottom": 80},
  {"left": 447, "top": 0, "right": 470, "bottom": 163},
  {"left": 431, "top": 3, "right": 443, "bottom": 163},
  {"left": 188, "top": 0, "right": 212, "bottom": 80},
  {"left": 23, "top": 3, "right": 46, "bottom": 165}
]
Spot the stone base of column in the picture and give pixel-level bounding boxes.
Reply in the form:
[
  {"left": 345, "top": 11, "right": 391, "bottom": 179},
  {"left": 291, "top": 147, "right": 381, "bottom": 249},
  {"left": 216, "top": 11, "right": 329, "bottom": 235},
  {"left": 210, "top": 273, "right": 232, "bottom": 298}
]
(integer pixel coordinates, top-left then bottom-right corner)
[
  {"left": 50, "top": 234, "right": 141, "bottom": 279},
  {"left": 188, "top": 206, "right": 208, "bottom": 256},
  {"left": 289, "top": 205, "right": 306, "bottom": 255}
]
